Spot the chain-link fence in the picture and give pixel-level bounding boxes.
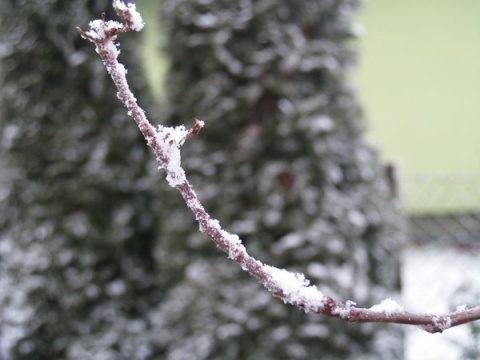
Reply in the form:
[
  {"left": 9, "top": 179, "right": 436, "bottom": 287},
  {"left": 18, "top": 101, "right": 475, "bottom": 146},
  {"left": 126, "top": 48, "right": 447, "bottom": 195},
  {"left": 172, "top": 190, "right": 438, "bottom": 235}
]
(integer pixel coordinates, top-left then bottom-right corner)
[
  {"left": 401, "top": 173, "right": 480, "bottom": 360},
  {"left": 403, "top": 173, "right": 480, "bottom": 214}
]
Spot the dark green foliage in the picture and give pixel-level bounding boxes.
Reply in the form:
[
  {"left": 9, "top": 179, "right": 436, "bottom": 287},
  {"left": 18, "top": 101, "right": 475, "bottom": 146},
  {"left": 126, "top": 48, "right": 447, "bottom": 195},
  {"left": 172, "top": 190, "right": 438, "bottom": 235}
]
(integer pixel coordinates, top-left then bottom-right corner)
[
  {"left": 155, "top": 0, "right": 405, "bottom": 358},
  {"left": 0, "top": 1, "right": 162, "bottom": 358}
]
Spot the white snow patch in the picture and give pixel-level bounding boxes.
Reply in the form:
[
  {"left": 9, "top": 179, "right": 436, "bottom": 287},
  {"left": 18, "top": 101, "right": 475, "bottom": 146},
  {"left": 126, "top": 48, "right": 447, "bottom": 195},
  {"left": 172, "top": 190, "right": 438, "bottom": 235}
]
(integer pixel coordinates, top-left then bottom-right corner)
[
  {"left": 84, "top": 19, "right": 123, "bottom": 41},
  {"left": 403, "top": 245, "right": 480, "bottom": 360},
  {"left": 263, "top": 266, "right": 324, "bottom": 313},
  {"left": 432, "top": 315, "right": 452, "bottom": 331},
  {"left": 223, "top": 231, "right": 242, "bottom": 247},
  {"left": 113, "top": 0, "right": 145, "bottom": 31},
  {"left": 369, "top": 298, "right": 404, "bottom": 316},
  {"left": 332, "top": 305, "right": 350, "bottom": 318},
  {"left": 155, "top": 125, "right": 189, "bottom": 187},
  {"left": 346, "top": 300, "right": 357, "bottom": 308},
  {"left": 103, "top": 40, "right": 120, "bottom": 60}
]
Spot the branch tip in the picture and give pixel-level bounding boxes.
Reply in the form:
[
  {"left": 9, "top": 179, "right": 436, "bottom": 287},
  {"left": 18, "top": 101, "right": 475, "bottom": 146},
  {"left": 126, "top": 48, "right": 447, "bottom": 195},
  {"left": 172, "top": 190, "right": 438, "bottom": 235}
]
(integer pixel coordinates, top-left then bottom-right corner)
[
  {"left": 76, "top": 26, "right": 86, "bottom": 37},
  {"left": 187, "top": 118, "right": 204, "bottom": 138}
]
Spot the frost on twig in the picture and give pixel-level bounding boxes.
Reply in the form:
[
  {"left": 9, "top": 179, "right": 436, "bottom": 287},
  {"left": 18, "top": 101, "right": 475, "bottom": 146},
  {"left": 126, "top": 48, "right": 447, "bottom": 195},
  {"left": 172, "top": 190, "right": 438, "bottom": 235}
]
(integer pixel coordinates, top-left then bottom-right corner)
[{"left": 77, "top": 0, "right": 480, "bottom": 333}]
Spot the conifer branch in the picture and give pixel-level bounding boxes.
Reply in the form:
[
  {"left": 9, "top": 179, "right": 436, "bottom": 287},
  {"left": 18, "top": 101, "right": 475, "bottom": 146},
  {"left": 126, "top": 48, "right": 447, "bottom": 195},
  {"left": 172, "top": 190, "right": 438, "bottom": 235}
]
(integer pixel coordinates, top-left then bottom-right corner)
[{"left": 77, "top": 0, "right": 480, "bottom": 334}]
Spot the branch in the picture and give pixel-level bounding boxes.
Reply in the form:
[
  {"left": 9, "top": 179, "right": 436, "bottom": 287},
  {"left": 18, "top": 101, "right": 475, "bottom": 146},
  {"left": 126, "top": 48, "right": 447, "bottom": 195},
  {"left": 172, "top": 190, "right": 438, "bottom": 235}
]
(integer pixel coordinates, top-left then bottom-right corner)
[{"left": 76, "top": 0, "right": 480, "bottom": 334}]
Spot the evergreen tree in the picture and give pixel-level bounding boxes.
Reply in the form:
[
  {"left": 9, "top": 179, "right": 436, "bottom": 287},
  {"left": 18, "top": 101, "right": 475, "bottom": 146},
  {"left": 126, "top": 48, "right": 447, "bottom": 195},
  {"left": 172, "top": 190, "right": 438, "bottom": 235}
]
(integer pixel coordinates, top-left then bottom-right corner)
[
  {"left": 0, "top": 1, "right": 162, "bottom": 358},
  {"left": 153, "top": 0, "right": 405, "bottom": 358}
]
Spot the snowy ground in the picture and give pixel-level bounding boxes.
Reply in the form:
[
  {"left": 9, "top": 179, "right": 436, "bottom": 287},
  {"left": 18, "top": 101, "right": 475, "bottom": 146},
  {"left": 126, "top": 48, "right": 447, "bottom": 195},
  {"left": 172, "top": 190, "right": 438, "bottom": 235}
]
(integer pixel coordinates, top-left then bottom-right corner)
[{"left": 402, "top": 245, "right": 480, "bottom": 360}]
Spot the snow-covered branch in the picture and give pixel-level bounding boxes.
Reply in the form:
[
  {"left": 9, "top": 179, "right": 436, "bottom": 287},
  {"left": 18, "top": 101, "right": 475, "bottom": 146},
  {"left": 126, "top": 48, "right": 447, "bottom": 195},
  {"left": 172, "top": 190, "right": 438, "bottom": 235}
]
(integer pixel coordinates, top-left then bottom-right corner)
[{"left": 76, "top": 0, "right": 480, "bottom": 334}]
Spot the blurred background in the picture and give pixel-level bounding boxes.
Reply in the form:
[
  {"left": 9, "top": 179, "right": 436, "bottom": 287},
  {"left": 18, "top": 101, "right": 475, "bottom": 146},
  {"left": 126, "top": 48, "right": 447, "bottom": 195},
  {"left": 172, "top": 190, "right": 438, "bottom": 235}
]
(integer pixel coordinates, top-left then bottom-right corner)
[
  {"left": 1, "top": 0, "right": 479, "bottom": 359},
  {"left": 356, "top": 1, "right": 480, "bottom": 359}
]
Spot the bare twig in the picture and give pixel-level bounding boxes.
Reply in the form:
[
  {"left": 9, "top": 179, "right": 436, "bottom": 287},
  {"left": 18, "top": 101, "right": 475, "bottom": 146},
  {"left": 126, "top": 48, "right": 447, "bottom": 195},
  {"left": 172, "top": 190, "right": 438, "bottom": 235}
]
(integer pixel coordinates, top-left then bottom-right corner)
[{"left": 77, "top": 0, "right": 480, "bottom": 334}]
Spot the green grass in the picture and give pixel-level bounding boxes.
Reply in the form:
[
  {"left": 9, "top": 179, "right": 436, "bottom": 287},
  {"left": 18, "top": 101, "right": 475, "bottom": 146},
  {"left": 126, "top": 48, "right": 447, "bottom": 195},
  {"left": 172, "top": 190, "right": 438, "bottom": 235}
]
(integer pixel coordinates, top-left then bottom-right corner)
[{"left": 355, "top": 0, "right": 480, "bottom": 212}]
